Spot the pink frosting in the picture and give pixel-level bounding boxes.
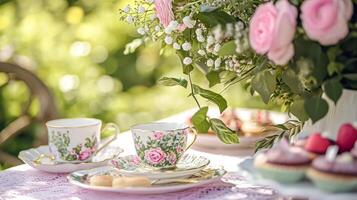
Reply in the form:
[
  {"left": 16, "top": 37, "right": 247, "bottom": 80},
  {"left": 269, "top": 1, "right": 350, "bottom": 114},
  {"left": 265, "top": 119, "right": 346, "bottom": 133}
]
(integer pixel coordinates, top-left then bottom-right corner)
[
  {"left": 265, "top": 139, "right": 311, "bottom": 165},
  {"left": 312, "top": 156, "right": 357, "bottom": 175}
]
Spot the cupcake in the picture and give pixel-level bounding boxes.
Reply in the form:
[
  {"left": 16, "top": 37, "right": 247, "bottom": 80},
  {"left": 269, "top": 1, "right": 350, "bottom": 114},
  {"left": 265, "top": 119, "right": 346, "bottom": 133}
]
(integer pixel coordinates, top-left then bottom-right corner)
[
  {"left": 254, "top": 139, "right": 312, "bottom": 183},
  {"left": 304, "top": 133, "right": 333, "bottom": 159},
  {"left": 307, "top": 152, "right": 357, "bottom": 192}
]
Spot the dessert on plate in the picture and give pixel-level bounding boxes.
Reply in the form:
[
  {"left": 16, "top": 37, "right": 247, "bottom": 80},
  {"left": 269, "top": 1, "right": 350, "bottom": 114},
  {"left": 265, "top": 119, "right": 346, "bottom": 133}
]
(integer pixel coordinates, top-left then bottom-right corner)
[
  {"left": 307, "top": 152, "right": 357, "bottom": 192},
  {"left": 304, "top": 133, "right": 333, "bottom": 159},
  {"left": 254, "top": 138, "right": 312, "bottom": 183}
]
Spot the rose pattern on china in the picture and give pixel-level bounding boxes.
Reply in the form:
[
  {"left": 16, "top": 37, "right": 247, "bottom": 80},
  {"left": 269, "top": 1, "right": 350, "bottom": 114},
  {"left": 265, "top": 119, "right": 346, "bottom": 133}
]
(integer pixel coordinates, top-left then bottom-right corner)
[
  {"left": 50, "top": 131, "right": 97, "bottom": 161},
  {"left": 133, "top": 129, "right": 187, "bottom": 168}
]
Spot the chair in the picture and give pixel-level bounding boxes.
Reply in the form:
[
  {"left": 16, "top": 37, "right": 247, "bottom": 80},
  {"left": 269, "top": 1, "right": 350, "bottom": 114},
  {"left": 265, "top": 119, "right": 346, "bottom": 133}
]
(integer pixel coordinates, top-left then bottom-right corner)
[{"left": 0, "top": 62, "right": 58, "bottom": 165}]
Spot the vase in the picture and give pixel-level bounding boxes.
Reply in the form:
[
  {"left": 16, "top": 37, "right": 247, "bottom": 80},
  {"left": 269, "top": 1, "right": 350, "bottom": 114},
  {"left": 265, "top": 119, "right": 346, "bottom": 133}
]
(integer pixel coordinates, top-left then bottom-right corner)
[{"left": 302, "top": 89, "right": 357, "bottom": 139}]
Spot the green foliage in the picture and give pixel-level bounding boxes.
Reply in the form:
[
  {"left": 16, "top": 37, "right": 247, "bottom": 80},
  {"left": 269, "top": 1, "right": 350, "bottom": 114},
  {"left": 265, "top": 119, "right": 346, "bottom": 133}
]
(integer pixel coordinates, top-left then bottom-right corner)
[
  {"left": 192, "top": 84, "right": 227, "bottom": 113},
  {"left": 158, "top": 77, "right": 188, "bottom": 88},
  {"left": 196, "top": 10, "right": 235, "bottom": 28},
  {"left": 304, "top": 96, "right": 329, "bottom": 123},
  {"left": 205, "top": 71, "right": 220, "bottom": 87},
  {"left": 210, "top": 118, "right": 239, "bottom": 144},
  {"left": 191, "top": 107, "right": 210, "bottom": 133},
  {"left": 323, "top": 79, "right": 343, "bottom": 104},
  {"left": 251, "top": 70, "right": 276, "bottom": 104},
  {"left": 218, "top": 40, "right": 236, "bottom": 57}
]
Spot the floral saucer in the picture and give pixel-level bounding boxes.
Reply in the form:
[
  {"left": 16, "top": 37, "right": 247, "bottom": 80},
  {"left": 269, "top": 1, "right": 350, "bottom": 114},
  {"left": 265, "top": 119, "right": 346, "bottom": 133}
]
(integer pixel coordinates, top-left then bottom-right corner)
[
  {"left": 18, "top": 145, "right": 123, "bottom": 173},
  {"left": 67, "top": 166, "right": 226, "bottom": 194},
  {"left": 110, "top": 154, "right": 210, "bottom": 180}
]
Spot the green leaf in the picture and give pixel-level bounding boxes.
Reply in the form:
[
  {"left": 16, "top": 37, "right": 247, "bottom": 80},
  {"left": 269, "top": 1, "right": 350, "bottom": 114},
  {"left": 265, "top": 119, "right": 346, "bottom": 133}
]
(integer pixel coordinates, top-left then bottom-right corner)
[
  {"left": 323, "top": 79, "right": 343, "bottom": 104},
  {"left": 196, "top": 10, "right": 235, "bottom": 28},
  {"left": 304, "top": 96, "right": 329, "bottom": 123},
  {"left": 158, "top": 77, "right": 188, "bottom": 88},
  {"left": 251, "top": 70, "right": 276, "bottom": 104},
  {"left": 290, "top": 99, "right": 309, "bottom": 122},
  {"left": 218, "top": 40, "right": 236, "bottom": 56},
  {"left": 327, "top": 62, "right": 344, "bottom": 76},
  {"left": 282, "top": 68, "right": 303, "bottom": 94},
  {"left": 183, "top": 65, "right": 194, "bottom": 75},
  {"left": 210, "top": 118, "right": 239, "bottom": 144},
  {"left": 191, "top": 107, "right": 210, "bottom": 133},
  {"left": 205, "top": 71, "right": 220, "bottom": 87},
  {"left": 192, "top": 85, "right": 227, "bottom": 113}
]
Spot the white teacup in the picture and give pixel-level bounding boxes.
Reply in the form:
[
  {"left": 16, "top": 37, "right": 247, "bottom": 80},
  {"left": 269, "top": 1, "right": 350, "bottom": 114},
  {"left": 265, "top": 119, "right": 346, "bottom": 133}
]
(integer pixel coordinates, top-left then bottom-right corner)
[{"left": 46, "top": 118, "right": 119, "bottom": 163}]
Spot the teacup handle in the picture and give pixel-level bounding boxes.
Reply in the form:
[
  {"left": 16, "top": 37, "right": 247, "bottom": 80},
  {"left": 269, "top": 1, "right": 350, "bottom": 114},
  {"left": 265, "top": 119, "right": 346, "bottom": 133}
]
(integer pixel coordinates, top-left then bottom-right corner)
[
  {"left": 184, "top": 127, "right": 198, "bottom": 151},
  {"left": 95, "top": 123, "right": 120, "bottom": 154}
]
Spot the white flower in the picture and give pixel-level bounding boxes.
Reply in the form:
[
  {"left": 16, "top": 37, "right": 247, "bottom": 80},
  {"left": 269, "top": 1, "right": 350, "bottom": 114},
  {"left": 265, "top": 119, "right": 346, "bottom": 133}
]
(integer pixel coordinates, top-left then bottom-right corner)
[
  {"left": 207, "top": 36, "right": 215, "bottom": 45},
  {"left": 154, "top": 25, "right": 160, "bottom": 32},
  {"left": 173, "top": 43, "right": 181, "bottom": 50},
  {"left": 214, "top": 58, "right": 221, "bottom": 70},
  {"left": 214, "top": 44, "right": 221, "bottom": 53},
  {"left": 123, "top": 5, "right": 130, "bottom": 13},
  {"left": 198, "top": 49, "right": 206, "bottom": 56},
  {"left": 197, "top": 35, "right": 205, "bottom": 43},
  {"left": 195, "top": 28, "right": 202, "bottom": 36},
  {"left": 207, "top": 59, "right": 214, "bottom": 67},
  {"left": 144, "top": 25, "right": 149, "bottom": 32},
  {"left": 137, "top": 27, "right": 146, "bottom": 35},
  {"left": 183, "top": 57, "right": 192, "bottom": 65},
  {"left": 182, "top": 16, "right": 196, "bottom": 28},
  {"left": 150, "top": 14, "right": 156, "bottom": 21},
  {"left": 165, "top": 20, "right": 178, "bottom": 34},
  {"left": 213, "top": 25, "right": 223, "bottom": 41},
  {"left": 164, "top": 35, "right": 173, "bottom": 44},
  {"left": 126, "top": 16, "right": 134, "bottom": 24},
  {"left": 182, "top": 42, "right": 191, "bottom": 51},
  {"left": 145, "top": 0, "right": 154, "bottom": 3},
  {"left": 138, "top": 6, "right": 145, "bottom": 13}
]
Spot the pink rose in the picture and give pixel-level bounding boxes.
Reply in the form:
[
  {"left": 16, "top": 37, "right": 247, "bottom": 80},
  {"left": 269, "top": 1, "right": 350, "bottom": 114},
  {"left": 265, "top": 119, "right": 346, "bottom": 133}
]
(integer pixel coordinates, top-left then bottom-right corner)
[
  {"left": 79, "top": 149, "right": 91, "bottom": 161},
  {"left": 131, "top": 155, "right": 141, "bottom": 165},
  {"left": 154, "top": 0, "right": 174, "bottom": 27},
  {"left": 249, "top": 0, "right": 297, "bottom": 65},
  {"left": 144, "top": 147, "right": 166, "bottom": 165},
  {"left": 301, "top": 0, "right": 353, "bottom": 45},
  {"left": 153, "top": 131, "right": 164, "bottom": 140},
  {"left": 166, "top": 152, "right": 177, "bottom": 165}
]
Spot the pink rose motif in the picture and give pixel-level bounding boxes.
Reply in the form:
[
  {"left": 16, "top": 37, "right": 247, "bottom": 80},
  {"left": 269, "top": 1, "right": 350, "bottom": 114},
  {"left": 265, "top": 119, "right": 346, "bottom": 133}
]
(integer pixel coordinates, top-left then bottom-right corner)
[
  {"left": 153, "top": 131, "right": 164, "bottom": 140},
  {"left": 144, "top": 147, "right": 166, "bottom": 165},
  {"left": 166, "top": 152, "right": 177, "bottom": 165},
  {"left": 154, "top": 0, "right": 174, "bottom": 27},
  {"left": 131, "top": 155, "right": 141, "bottom": 165},
  {"left": 79, "top": 149, "right": 91, "bottom": 161},
  {"left": 301, "top": 0, "right": 353, "bottom": 45},
  {"left": 176, "top": 146, "right": 184, "bottom": 154},
  {"left": 249, "top": 0, "right": 297, "bottom": 65}
]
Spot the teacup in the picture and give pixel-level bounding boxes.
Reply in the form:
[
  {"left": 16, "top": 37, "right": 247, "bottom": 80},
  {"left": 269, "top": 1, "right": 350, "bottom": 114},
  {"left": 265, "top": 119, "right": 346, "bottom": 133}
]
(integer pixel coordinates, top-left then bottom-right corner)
[
  {"left": 46, "top": 118, "right": 120, "bottom": 163},
  {"left": 131, "top": 122, "right": 197, "bottom": 169}
]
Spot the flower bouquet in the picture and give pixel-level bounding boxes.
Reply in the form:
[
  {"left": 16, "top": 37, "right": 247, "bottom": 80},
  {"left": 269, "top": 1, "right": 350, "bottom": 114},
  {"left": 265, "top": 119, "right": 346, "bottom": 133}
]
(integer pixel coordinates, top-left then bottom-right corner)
[{"left": 119, "top": 0, "right": 357, "bottom": 151}]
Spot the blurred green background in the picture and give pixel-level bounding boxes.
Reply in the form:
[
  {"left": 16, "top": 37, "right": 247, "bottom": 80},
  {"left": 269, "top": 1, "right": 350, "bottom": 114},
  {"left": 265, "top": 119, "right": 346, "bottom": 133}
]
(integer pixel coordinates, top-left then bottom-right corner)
[{"left": 0, "top": 0, "right": 273, "bottom": 170}]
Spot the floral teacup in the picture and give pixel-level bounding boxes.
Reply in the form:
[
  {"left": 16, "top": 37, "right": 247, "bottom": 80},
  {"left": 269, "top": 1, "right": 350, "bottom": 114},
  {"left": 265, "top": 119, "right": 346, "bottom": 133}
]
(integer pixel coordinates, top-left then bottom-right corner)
[
  {"left": 46, "top": 118, "right": 120, "bottom": 163},
  {"left": 131, "top": 122, "right": 197, "bottom": 169}
]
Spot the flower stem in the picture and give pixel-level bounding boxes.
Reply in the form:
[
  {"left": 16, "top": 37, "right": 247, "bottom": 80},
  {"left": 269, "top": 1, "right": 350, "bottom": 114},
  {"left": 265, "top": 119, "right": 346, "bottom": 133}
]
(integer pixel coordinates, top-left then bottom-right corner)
[{"left": 188, "top": 73, "right": 201, "bottom": 109}]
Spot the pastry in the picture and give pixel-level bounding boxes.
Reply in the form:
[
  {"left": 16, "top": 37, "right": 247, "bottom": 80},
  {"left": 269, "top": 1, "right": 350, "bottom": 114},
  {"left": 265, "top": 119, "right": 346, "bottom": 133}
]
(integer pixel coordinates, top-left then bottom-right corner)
[
  {"left": 336, "top": 123, "right": 357, "bottom": 152},
  {"left": 89, "top": 175, "right": 113, "bottom": 187},
  {"left": 112, "top": 176, "right": 151, "bottom": 187},
  {"left": 254, "top": 138, "right": 312, "bottom": 183},
  {"left": 304, "top": 133, "right": 333, "bottom": 158},
  {"left": 307, "top": 152, "right": 357, "bottom": 192}
]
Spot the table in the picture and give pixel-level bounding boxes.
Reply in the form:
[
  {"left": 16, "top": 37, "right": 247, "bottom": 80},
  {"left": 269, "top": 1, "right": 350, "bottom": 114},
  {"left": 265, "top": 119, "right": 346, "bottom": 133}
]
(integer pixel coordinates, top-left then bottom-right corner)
[{"left": 0, "top": 110, "right": 285, "bottom": 200}]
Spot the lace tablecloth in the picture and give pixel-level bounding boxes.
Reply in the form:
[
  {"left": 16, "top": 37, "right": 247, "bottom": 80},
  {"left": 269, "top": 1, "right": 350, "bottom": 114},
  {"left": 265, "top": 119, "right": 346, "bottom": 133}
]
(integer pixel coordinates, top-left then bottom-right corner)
[{"left": 0, "top": 111, "right": 286, "bottom": 200}]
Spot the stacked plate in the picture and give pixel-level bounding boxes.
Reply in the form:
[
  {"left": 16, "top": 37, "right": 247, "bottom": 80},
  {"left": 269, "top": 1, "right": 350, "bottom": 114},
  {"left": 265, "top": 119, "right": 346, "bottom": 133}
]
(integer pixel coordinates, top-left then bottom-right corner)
[{"left": 67, "top": 154, "right": 226, "bottom": 194}]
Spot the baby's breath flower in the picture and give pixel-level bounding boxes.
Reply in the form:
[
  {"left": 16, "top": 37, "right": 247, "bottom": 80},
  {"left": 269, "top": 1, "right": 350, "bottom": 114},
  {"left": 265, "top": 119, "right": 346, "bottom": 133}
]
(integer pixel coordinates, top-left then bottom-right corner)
[
  {"left": 126, "top": 16, "right": 134, "bottom": 24},
  {"left": 138, "top": 6, "right": 145, "bottom": 13},
  {"left": 214, "top": 58, "right": 221, "bottom": 70},
  {"left": 164, "top": 35, "right": 173, "bottom": 44},
  {"left": 207, "top": 59, "right": 214, "bottom": 67},
  {"left": 154, "top": 25, "right": 161, "bottom": 32},
  {"left": 173, "top": 43, "right": 181, "bottom": 50},
  {"left": 165, "top": 20, "right": 178, "bottom": 34},
  {"left": 214, "top": 43, "right": 221, "bottom": 53},
  {"left": 150, "top": 15, "right": 156, "bottom": 21},
  {"left": 183, "top": 57, "right": 192, "bottom": 65},
  {"left": 207, "top": 36, "right": 215, "bottom": 46},
  {"left": 198, "top": 49, "right": 206, "bottom": 56},
  {"left": 197, "top": 35, "right": 205, "bottom": 42},
  {"left": 123, "top": 5, "right": 130, "bottom": 13},
  {"left": 145, "top": 0, "right": 154, "bottom": 3},
  {"left": 137, "top": 27, "right": 146, "bottom": 35},
  {"left": 182, "top": 42, "right": 192, "bottom": 51}
]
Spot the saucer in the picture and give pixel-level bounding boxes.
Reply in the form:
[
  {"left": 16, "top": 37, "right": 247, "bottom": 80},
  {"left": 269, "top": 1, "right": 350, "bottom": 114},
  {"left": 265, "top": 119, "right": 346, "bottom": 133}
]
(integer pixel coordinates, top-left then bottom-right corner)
[
  {"left": 110, "top": 154, "right": 210, "bottom": 180},
  {"left": 67, "top": 166, "right": 226, "bottom": 194},
  {"left": 18, "top": 145, "right": 123, "bottom": 173}
]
